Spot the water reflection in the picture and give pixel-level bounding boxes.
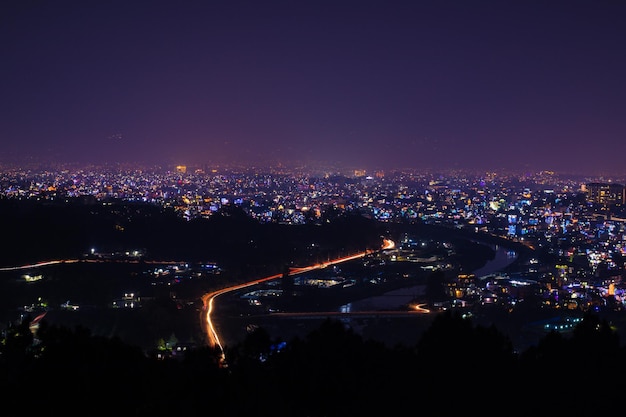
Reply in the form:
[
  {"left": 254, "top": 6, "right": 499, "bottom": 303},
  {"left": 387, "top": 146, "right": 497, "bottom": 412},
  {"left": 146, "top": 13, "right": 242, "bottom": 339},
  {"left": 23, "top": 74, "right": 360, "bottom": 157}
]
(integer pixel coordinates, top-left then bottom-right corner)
[
  {"left": 472, "top": 244, "right": 518, "bottom": 278},
  {"left": 341, "top": 244, "right": 518, "bottom": 312}
]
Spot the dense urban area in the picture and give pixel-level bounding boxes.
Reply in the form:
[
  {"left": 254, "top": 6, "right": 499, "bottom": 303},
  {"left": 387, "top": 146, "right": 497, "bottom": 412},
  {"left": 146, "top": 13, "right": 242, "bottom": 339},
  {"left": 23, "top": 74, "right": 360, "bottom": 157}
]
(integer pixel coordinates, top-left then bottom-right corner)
[{"left": 2, "top": 162, "right": 626, "bottom": 415}]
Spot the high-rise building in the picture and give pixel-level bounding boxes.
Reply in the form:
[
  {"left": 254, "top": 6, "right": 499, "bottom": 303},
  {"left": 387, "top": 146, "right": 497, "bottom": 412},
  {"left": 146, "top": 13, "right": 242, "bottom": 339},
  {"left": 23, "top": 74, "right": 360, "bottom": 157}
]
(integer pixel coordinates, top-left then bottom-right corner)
[{"left": 582, "top": 182, "right": 625, "bottom": 205}]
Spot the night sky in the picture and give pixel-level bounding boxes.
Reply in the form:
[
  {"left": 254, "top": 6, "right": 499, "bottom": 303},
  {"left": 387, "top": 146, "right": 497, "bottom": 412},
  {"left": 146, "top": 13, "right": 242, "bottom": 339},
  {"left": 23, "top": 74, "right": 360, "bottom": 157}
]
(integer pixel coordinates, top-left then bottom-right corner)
[{"left": 2, "top": 1, "right": 625, "bottom": 174}]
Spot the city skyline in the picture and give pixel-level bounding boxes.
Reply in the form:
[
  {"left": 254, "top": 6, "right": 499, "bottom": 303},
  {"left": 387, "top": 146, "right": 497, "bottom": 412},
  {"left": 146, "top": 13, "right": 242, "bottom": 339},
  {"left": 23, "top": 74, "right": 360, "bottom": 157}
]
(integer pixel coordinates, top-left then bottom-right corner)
[{"left": 2, "top": 0, "right": 625, "bottom": 175}]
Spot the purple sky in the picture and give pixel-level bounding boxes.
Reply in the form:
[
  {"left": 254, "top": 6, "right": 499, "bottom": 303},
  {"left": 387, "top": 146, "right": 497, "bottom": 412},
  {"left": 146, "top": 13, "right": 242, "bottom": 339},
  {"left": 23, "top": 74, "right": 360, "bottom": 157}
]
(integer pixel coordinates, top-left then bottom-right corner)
[{"left": 2, "top": 0, "right": 625, "bottom": 174}]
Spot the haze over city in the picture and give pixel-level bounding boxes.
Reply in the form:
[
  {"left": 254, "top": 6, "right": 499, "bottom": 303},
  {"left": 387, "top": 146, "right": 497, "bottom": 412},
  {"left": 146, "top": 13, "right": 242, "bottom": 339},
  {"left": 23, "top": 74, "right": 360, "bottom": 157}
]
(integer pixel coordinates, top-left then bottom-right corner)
[
  {"left": 3, "top": 4, "right": 626, "bottom": 411},
  {"left": 2, "top": 0, "right": 625, "bottom": 175}
]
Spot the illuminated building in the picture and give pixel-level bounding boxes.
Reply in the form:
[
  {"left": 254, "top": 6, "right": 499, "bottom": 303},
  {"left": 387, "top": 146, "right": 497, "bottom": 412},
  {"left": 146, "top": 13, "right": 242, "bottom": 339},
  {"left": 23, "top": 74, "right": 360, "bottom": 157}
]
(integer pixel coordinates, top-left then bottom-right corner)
[{"left": 582, "top": 182, "right": 625, "bottom": 205}]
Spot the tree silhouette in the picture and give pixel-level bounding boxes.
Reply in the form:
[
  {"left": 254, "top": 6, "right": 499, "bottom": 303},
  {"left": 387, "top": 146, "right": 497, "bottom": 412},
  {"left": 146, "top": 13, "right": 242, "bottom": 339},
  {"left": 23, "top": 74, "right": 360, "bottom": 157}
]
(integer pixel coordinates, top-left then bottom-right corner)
[
  {"left": 424, "top": 269, "right": 451, "bottom": 307},
  {"left": 3, "top": 307, "right": 626, "bottom": 416}
]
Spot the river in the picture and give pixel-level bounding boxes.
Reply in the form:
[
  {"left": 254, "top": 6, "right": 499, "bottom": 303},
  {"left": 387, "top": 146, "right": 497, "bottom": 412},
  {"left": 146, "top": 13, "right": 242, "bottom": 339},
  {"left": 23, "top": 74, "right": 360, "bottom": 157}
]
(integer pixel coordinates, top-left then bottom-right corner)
[
  {"left": 214, "top": 243, "right": 520, "bottom": 349},
  {"left": 340, "top": 244, "right": 518, "bottom": 312}
]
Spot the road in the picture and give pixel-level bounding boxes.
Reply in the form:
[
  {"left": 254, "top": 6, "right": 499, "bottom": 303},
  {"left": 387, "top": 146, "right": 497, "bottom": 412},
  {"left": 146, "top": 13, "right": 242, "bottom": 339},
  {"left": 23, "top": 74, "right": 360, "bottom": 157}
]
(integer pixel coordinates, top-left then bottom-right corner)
[
  {"left": 0, "top": 259, "right": 80, "bottom": 271},
  {"left": 200, "top": 239, "right": 396, "bottom": 362}
]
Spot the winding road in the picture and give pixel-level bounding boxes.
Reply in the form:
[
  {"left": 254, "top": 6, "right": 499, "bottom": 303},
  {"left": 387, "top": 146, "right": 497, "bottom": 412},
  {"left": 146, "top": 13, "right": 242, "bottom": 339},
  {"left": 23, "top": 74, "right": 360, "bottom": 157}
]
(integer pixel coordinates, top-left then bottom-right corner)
[{"left": 200, "top": 239, "right": 396, "bottom": 362}]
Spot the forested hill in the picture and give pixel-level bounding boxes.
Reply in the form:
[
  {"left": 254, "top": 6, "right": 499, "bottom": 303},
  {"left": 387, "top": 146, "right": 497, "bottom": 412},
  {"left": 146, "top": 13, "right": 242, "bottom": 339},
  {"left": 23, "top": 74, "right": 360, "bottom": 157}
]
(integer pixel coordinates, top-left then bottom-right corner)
[
  {"left": 0, "top": 198, "right": 385, "bottom": 274},
  {"left": 0, "top": 198, "right": 516, "bottom": 277},
  {"left": 0, "top": 309, "right": 619, "bottom": 416}
]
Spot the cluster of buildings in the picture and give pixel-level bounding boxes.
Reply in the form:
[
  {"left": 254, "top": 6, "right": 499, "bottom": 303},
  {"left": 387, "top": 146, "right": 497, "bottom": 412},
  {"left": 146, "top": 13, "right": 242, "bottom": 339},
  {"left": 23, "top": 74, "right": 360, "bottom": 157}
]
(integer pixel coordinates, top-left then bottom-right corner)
[
  {"left": 4, "top": 163, "right": 626, "bottom": 320},
  {"left": 2, "top": 163, "right": 625, "bottom": 230}
]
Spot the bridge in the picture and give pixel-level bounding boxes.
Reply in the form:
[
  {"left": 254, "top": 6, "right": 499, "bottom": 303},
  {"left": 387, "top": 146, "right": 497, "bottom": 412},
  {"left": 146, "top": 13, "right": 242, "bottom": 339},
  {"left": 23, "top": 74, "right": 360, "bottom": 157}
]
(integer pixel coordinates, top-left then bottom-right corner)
[{"left": 266, "top": 306, "right": 431, "bottom": 320}]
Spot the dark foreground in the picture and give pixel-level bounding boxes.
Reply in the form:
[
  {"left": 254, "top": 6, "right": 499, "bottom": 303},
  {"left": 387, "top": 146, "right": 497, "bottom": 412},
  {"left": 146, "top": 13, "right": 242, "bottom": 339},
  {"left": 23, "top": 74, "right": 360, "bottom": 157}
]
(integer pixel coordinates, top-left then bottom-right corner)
[{"left": 0, "top": 308, "right": 620, "bottom": 417}]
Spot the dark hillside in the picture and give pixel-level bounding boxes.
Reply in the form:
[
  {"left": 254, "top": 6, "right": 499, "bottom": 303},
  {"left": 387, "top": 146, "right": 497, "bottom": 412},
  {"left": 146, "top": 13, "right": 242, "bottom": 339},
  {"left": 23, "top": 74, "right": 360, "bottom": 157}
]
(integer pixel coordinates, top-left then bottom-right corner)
[{"left": 0, "top": 199, "right": 384, "bottom": 274}]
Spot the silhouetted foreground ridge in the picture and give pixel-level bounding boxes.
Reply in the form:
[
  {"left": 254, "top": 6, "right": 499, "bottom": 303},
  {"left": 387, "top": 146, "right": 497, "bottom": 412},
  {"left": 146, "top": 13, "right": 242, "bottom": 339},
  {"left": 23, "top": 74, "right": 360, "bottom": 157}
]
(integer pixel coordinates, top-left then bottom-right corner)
[{"left": 0, "top": 309, "right": 619, "bottom": 416}]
